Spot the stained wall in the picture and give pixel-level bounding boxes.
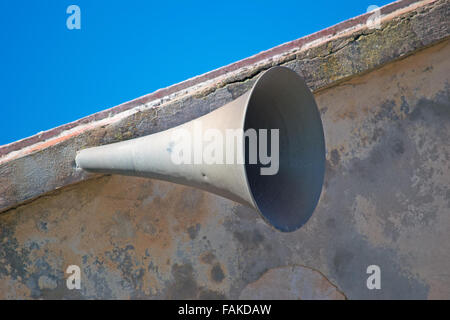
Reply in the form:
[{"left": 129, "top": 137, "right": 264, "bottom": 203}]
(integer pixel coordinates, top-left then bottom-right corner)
[{"left": 1, "top": 38, "right": 449, "bottom": 299}]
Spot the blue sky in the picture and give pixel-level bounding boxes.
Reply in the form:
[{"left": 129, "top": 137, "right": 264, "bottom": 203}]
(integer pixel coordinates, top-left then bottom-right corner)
[{"left": 0, "top": 0, "right": 391, "bottom": 145}]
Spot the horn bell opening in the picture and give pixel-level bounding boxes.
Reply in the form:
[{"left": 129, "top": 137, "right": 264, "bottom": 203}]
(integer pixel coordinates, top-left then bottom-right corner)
[{"left": 243, "top": 66, "right": 326, "bottom": 232}]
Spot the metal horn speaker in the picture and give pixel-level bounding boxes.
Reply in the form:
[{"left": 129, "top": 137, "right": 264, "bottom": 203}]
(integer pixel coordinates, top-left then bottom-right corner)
[{"left": 75, "top": 66, "right": 326, "bottom": 232}]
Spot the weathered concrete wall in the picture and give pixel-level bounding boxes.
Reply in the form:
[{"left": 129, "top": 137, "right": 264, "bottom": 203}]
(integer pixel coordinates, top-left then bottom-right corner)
[{"left": 0, "top": 35, "right": 449, "bottom": 299}]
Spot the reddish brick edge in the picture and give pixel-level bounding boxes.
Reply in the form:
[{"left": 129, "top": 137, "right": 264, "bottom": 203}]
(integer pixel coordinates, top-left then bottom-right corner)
[{"left": 0, "top": 0, "right": 424, "bottom": 158}]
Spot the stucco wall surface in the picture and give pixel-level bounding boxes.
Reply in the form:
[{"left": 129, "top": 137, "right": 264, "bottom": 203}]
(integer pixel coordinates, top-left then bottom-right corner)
[{"left": 0, "top": 35, "right": 449, "bottom": 299}]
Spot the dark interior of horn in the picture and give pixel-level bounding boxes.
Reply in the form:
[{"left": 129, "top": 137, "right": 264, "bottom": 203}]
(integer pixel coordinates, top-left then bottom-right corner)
[{"left": 243, "top": 67, "right": 326, "bottom": 232}]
